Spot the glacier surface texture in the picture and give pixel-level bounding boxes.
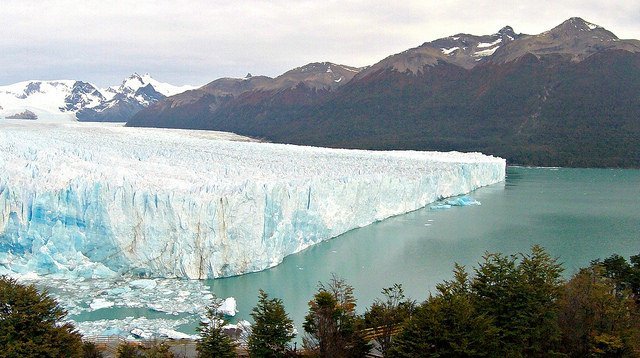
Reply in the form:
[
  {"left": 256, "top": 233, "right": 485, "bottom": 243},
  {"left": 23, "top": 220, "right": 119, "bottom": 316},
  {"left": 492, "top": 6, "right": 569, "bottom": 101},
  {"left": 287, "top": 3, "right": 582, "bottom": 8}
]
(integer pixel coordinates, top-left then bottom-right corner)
[{"left": 0, "top": 121, "right": 505, "bottom": 279}]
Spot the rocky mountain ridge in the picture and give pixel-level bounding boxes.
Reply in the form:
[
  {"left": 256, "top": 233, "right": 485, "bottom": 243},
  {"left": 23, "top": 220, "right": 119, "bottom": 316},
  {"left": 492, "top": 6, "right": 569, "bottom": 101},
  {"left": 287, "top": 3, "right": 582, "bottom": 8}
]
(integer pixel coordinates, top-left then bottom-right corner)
[
  {"left": 127, "top": 62, "right": 361, "bottom": 128},
  {"left": 56, "top": 17, "right": 640, "bottom": 167}
]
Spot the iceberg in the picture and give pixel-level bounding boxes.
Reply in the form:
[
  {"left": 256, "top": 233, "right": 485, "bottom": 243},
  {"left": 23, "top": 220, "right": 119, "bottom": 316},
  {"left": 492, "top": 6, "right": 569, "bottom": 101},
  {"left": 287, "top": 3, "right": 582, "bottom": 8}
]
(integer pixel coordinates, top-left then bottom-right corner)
[
  {"left": 219, "top": 297, "right": 238, "bottom": 317},
  {"left": 0, "top": 121, "right": 505, "bottom": 279}
]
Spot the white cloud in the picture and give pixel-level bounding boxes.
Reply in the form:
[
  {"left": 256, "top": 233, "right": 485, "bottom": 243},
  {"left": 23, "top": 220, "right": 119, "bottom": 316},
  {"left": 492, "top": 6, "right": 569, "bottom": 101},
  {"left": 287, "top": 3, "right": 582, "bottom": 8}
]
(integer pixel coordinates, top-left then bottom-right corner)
[{"left": 1, "top": 0, "right": 638, "bottom": 86}]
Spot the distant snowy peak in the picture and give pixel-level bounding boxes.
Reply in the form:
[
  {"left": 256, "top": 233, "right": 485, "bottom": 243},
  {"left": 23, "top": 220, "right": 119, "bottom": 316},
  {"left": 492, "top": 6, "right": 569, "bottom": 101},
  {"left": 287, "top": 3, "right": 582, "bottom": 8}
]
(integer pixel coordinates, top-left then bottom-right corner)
[
  {"left": 114, "top": 72, "right": 196, "bottom": 97},
  {"left": 62, "top": 81, "right": 106, "bottom": 112},
  {"left": 0, "top": 80, "right": 90, "bottom": 121},
  {"left": 0, "top": 74, "right": 197, "bottom": 122}
]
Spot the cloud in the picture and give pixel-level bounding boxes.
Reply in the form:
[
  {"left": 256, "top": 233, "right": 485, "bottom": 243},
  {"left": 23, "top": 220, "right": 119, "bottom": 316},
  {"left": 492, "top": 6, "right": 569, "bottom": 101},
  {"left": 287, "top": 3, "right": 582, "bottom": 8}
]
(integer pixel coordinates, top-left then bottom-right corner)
[{"left": 1, "top": 0, "right": 638, "bottom": 86}]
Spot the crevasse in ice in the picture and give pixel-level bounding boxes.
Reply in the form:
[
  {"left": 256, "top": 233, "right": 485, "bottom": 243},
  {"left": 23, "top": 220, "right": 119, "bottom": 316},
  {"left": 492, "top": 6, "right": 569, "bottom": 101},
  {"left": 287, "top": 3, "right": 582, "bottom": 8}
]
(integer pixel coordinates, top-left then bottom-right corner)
[{"left": 0, "top": 121, "right": 506, "bottom": 279}]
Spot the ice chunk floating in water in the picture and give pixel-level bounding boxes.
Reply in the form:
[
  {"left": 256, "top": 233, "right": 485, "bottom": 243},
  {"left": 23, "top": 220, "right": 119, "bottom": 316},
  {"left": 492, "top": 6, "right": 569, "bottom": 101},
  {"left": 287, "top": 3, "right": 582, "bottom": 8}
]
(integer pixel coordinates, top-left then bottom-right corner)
[
  {"left": 429, "top": 195, "right": 481, "bottom": 210},
  {"left": 0, "top": 121, "right": 505, "bottom": 279}
]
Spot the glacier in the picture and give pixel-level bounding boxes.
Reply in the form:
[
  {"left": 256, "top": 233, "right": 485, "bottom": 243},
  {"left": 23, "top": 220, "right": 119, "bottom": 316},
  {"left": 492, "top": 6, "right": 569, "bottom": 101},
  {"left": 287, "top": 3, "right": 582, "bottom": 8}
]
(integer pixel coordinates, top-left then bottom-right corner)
[{"left": 0, "top": 121, "right": 505, "bottom": 279}]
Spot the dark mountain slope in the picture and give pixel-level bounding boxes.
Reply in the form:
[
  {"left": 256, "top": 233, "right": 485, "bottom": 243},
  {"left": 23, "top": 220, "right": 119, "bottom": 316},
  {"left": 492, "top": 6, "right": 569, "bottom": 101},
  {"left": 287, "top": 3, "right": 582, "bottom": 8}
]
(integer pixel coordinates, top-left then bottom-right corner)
[
  {"left": 128, "top": 63, "right": 359, "bottom": 129},
  {"left": 274, "top": 50, "right": 640, "bottom": 167}
]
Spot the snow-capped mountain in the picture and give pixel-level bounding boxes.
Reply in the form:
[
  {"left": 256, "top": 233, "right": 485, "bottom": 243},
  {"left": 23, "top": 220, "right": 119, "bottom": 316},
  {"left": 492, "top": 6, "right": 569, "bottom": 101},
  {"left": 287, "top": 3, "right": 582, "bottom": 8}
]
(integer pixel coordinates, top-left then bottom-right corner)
[{"left": 0, "top": 73, "right": 196, "bottom": 122}]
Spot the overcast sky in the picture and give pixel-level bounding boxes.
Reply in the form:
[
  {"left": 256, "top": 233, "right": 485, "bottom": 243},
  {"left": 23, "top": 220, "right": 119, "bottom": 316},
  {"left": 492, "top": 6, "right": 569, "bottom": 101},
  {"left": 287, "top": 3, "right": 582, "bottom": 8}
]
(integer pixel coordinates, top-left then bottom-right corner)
[{"left": 1, "top": 0, "right": 639, "bottom": 87}]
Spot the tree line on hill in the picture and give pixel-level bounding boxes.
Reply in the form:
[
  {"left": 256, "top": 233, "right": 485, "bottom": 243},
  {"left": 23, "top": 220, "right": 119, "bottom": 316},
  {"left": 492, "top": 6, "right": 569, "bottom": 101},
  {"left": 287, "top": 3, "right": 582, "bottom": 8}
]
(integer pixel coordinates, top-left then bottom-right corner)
[{"left": 1, "top": 245, "right": 639, "bottom": 357}]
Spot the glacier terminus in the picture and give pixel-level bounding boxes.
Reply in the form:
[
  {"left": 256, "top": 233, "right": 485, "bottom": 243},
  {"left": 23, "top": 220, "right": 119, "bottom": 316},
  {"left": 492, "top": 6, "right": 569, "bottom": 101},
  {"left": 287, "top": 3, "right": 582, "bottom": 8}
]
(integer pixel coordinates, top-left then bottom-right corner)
[{"left": 0, "top": 121, "right": 505, "bottom": 279}]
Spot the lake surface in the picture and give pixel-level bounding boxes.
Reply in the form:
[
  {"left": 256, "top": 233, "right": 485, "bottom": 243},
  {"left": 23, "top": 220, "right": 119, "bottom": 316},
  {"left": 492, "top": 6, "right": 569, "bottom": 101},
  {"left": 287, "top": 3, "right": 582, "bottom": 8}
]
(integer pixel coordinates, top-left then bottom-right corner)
[{"left": 66, "top": 166, "right": 639, "bottom": 337}]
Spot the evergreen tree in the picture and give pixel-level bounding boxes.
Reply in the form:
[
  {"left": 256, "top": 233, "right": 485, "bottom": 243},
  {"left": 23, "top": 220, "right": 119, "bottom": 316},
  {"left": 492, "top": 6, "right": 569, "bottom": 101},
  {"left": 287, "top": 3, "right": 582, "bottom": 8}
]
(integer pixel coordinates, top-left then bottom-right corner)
[
  {"left": 516, "top": 245, "right": 565, "bottom": 356},
  {"left": 196, "top": 294, "right": 237, "bottom": 358},
  {"left": 0, "top": 275, "right": 83, "bottom": 358},
  {"left": 303, "top": 275, "right": 370, "bottom": 358},
  {"left": 389, "top": 246, "right": 564, "bottom": 357},
  {"left": 248, "top": 289, "right": 296, "bottom": 357}
]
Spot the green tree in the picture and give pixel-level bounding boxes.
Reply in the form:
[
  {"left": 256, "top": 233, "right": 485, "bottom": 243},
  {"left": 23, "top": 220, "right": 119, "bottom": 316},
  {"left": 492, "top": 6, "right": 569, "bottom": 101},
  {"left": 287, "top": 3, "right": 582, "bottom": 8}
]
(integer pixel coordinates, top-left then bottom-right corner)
[
  {"left": 248, "top": 289, "right": 296, "bottom": 357},
  {"left": 389, "top": 246, "right": 563, "bottom": 357},
  {"left": 303, "top": 275, "right": 369, "bottom": 358},
  {"left": 196, "top": 294, "right": 237, "bottom": 358},
  {"left": 0, "top": 275, "right": 83, "bottom": 358},
  {"left": 471, "top": 245, "right": 563, "bottom": 356},
  {"left": 364, "top": 284, "right": 415, "bottom": 355},
  {"left": 388, "top": 264, "right": 498, "bottom": 357},
  {"left": 516, "top": 245, "right": 565, "bottom": 356},
  {"left": 593, "top": 252, "right": 640, "bottom": 302}
]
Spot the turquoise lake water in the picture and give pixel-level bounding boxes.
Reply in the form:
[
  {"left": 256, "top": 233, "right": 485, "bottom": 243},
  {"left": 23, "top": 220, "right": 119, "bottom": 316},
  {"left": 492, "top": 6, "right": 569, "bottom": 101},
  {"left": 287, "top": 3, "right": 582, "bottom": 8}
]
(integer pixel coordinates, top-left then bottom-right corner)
[
  {"left": 65, "top": 166, "right": 640, "bottom": 337},
  {"left": 197, "top": 166, "right": 640, "bottom": 333}
]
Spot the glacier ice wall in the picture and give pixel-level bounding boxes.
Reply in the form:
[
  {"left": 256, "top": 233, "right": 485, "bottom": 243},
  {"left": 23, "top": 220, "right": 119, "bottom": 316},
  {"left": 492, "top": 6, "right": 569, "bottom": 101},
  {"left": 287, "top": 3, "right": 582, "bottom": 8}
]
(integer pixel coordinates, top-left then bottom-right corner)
[{"left": 0, "top": 121, "right": 505, "bottom": 279}]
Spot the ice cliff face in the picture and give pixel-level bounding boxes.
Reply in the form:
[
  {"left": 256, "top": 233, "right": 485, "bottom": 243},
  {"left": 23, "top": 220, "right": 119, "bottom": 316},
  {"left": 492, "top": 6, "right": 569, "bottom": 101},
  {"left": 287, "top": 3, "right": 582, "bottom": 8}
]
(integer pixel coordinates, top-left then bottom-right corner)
[{"left": 0, "top": 121, "right": 505, "bottom": 279}]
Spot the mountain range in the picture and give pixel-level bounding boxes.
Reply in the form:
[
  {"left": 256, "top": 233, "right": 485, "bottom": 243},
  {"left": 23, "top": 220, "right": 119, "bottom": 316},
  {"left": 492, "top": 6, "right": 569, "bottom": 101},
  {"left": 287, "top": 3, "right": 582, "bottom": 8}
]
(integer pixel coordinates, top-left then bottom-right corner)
[
  {"left": 4, "top": 17, "right": 639, "bottom": 168},
  {"left": 0, "top": 73, "right": 196, "bottom": 122},
  {"left": 127, "top": 18, "right": 640, "bottom": 168}
]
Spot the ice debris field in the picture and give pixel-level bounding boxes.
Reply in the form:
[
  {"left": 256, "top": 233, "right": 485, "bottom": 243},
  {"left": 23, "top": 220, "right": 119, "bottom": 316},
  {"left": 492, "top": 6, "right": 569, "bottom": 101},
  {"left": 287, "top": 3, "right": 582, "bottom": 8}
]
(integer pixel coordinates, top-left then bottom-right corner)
[{"left": 0, "top": 120, "right": 505, "bottom": 280}]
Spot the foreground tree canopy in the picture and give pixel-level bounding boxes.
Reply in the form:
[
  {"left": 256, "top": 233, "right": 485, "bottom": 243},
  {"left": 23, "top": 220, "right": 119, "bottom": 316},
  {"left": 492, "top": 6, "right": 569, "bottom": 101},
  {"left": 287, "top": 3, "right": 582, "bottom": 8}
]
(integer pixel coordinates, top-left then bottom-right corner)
[
  {"left": 0, "top": 275, "right": 84, "bottom": 358},
  {"left": 2, "top": 246, "right": 638, "bottom": 358},
  {"left": 388, "top": 246, "right": 640, "bottom": 358},
  {"left": 303, "top": 274, "right": 370, "bottom": 358}
]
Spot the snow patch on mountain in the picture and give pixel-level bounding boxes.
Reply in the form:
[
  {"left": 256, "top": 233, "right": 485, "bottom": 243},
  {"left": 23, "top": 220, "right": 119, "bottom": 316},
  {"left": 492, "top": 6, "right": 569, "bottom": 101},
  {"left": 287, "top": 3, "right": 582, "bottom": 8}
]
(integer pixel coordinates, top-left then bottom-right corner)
[
  {"left": 477, "top": 38, "right": 502, "bottom": 48},
  {"left": 474, "top": 46, "right": 500, "bottom": 57},
  {"left": 441, "top": 47, "right": 460, "bottom": 55},
  {"left": 112, "top": 73, "right": 197, "bottom": 97}
]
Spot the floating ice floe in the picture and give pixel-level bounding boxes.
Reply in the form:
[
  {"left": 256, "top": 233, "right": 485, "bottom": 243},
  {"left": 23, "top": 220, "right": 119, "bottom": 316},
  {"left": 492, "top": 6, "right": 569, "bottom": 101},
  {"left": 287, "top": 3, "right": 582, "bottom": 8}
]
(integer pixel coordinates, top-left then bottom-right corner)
[
  {"left": 430, "top": 195, "right": 481, "bottom": 210},
  {"left": 76, "top": 316, "right": 196, "bottom": 340},
  {"left": 89, "top": 298, "right": 115, "bottom": 310},
  {"left": 15, "top": 274, "right": 220, "bottom": 316}
]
